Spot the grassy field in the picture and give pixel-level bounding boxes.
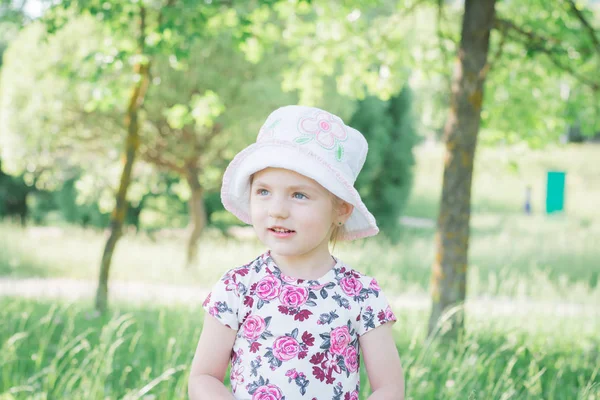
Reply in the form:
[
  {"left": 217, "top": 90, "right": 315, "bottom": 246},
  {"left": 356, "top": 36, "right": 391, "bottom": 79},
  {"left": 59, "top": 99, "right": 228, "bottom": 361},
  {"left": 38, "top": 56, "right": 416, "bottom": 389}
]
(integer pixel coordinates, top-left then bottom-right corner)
[
  {"left": 1, "top": 143, "right": 599, "bottom": 399},
  {"left": 1, "top": 297, "right": 598, "bottom": 400}
]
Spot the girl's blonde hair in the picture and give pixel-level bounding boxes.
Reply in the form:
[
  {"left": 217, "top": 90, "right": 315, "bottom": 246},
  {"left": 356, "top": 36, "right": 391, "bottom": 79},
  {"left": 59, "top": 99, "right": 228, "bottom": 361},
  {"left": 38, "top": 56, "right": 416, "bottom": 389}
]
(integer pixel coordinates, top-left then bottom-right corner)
[{"left": 329, "top": 195, "right": 349, "bottom": 252}]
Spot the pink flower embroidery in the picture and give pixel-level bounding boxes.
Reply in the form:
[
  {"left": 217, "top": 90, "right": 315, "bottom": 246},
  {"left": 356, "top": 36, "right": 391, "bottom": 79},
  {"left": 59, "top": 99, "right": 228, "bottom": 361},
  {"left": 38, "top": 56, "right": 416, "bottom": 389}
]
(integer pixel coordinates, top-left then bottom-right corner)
[
  {"left": 344, "top": 346, "right": 359, "bottom": 373},
  {"left": 296, "top": 111, "right": 348, "bottom": 161},
  {"left": 256, "top": 276, "right": 282, "bottom": 301},
  {"left": 340, "top": 277, "right": 363, "bottom": 297},
  {"left": 242, "top": 315, "right": 266, "bottom": 341},
  {"left": 279, "top": 286, "right": 309, "bottom": 308},
  {"left": 272, "top": 336, "right": 300, "bottom": 361},
  {"left": 252, "top": 384, "right": 283, "bottom": 400},
  {"left": 329, "top": 326, "right": 351, "bottom": 355}
]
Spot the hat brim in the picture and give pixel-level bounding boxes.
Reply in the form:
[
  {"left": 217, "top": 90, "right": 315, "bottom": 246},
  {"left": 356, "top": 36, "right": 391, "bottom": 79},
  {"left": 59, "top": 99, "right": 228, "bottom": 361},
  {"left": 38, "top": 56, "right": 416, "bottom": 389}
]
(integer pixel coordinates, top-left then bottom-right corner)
[{"left": 220, "top": 140, "right": 378, "bottom": 241}]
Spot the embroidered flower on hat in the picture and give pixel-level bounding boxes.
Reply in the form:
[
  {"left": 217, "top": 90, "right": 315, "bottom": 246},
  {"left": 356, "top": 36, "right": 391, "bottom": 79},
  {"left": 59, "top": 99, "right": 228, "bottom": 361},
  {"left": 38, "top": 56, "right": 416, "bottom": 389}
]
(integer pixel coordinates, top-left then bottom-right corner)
[
  {"left": 295, "top": 111, "right": 348, "bottom": 161},
  {"left": 257, "top": 118, "right": 281, "bottom": 142}
]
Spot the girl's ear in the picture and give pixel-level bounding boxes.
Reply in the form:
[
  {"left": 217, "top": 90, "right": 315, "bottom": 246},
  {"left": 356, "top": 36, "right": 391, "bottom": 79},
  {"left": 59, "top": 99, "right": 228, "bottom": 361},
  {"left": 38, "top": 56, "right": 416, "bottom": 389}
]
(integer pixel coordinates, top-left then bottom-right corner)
[{"left": 338, "top": 201, "right": 354, "bottom": 223}]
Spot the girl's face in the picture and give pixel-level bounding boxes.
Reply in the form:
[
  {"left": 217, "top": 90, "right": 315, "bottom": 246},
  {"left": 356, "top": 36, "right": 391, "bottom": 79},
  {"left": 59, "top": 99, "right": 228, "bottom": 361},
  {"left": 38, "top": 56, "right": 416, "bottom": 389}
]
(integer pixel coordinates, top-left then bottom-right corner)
[{"left": 250, "top": 167, "right": 341, "bottom": 262}]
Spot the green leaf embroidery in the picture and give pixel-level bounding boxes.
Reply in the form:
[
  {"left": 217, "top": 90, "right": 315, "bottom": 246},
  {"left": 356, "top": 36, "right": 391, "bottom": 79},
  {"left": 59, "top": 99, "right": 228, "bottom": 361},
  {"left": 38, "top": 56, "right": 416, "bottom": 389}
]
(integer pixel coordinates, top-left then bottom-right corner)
[
  {"left": 295, "top": 136, "right": 312, "bottom": 144},
  {"left": 336, "top": 144, "right": 344, "bottom": 161}
]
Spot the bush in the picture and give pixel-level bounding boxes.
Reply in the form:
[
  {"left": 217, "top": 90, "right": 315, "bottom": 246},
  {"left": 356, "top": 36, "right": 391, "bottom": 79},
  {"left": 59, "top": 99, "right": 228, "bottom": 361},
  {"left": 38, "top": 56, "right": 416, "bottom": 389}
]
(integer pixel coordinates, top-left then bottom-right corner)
[{"left": 351, "top": 86, "right": 420, "bottom": 241}]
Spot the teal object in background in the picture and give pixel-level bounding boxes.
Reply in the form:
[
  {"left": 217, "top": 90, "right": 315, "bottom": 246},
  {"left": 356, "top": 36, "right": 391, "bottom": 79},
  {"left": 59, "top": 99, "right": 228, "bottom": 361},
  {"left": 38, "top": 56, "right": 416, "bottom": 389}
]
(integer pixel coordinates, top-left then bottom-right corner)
[{"left": 546, "top": 171, "right": 566, "bottom": 213}]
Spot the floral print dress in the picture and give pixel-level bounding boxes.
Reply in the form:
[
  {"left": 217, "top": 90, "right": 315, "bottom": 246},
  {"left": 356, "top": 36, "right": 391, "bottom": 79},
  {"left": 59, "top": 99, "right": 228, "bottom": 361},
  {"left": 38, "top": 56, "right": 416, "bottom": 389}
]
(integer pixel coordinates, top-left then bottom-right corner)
[{"left": 202, "top": 251, "right": 397, "bottom": 400}]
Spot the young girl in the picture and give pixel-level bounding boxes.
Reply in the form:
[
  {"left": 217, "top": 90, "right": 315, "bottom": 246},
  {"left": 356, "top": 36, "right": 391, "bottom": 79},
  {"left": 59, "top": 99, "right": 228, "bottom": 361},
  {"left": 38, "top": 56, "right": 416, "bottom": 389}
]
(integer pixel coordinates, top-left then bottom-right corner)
[{"left": 188, "top": 106, "right": 404, "bottom": 400}]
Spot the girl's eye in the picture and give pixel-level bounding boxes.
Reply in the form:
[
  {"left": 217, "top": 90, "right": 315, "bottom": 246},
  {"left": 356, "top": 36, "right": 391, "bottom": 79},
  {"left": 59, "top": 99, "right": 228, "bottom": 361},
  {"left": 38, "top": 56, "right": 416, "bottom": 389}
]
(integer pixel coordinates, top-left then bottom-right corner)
[
  {"left": 293, "top": 192, "right": 307, "bottom": 200},
  {"left": 256, "top": 189, "right": 269, "bottom": 196}
]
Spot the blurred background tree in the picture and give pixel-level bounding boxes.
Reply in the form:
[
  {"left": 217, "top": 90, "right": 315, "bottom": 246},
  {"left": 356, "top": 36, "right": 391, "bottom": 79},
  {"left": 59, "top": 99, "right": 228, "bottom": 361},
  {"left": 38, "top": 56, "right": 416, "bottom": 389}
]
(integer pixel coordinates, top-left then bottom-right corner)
[{"left": 351, "top": 86, "right": 419, "bottom": 241}]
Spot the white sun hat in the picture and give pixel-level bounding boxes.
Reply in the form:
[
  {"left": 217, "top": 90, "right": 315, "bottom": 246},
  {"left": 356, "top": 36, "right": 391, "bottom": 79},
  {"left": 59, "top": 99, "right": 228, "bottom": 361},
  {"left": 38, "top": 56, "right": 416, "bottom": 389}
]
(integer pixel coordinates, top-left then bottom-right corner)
[{"left": 220, "top": 105, "right": 379, "bottom": 241}]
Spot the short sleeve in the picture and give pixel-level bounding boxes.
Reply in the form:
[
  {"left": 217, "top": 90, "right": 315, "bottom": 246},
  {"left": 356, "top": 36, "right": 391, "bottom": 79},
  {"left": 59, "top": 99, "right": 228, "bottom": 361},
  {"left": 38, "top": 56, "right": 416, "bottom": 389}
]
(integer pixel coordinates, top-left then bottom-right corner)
[
  {"left": 357, "top": 277, "right": 397, "bottom": 336},
  {"left": 202, "top": 269, "right": 242, "bottom": 330}
]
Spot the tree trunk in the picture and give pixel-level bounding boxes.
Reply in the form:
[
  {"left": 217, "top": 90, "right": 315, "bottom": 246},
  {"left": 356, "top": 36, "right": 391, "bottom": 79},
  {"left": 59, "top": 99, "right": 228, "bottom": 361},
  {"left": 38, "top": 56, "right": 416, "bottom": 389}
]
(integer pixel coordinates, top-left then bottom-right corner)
[
  {"left": 185, "top": 164, "right": 207, "bottom": 267},
  {"left": 427, "top": 0, "right": 497, "bottom": 338},
  {"left": 95, "top": 62, "right": 150, "bottom": 313}
]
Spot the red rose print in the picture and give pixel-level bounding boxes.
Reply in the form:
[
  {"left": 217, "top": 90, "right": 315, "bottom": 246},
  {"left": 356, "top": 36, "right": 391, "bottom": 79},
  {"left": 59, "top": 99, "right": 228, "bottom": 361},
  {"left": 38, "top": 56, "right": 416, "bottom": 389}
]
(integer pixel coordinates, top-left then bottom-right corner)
[
  {"left": 345, "top": 390, "right": 359, "bottom": 400},
  {"left": 340, "top": 277, "right": 363, "bottom": 297},
  {"left": 279, "top": 285, "right": 309, "bottom": 307},
  {"left": 312, "top": 366, "right": 326, "bottom": 382},
  {"left": 309, "top": 352, "right": 325, "bottom": 365},
  {"left": 329, "top": 326, "right": 351, "bottom": 355},
  {"left": 302, "top": 331, "right": 315, "bottom": 347},
  {"left": 250, "top": 341, "right": 262, "bottom": 353},
  {"left": 272, "top": 336, "right": 300, "bottom": 361},
  {"left": 256, "top": 276, "right": 282, "bottom": 301},
  {"left": 294, "top": 309, "right": 313, "bottom": 322}
]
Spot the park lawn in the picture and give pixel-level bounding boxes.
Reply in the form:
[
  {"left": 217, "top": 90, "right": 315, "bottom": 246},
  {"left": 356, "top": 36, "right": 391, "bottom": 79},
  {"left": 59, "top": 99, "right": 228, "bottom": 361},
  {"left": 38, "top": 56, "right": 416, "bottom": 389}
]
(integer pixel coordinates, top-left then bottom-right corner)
[
  {"left": 0, "top": 296, "right": 598, "bottom": 400},
  {"left": 1, "top": 144, "right": 599, "bottom": 304},
  {"left": 1, "top": 210, "right": 599, "bottom": 304}
]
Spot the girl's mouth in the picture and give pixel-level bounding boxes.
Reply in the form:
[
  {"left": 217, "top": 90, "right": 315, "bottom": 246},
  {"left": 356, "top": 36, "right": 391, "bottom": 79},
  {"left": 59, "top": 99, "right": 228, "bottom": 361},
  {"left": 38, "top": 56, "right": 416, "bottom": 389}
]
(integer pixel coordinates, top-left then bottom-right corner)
[{"left": 268, "top": 227, "right": 296, "bottom": 238}]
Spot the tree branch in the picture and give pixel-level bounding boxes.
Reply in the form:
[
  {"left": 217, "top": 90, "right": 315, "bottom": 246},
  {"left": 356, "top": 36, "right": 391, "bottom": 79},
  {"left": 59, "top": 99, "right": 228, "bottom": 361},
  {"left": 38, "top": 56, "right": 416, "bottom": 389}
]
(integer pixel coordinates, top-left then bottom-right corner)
[
  {"left": 495, "top": 16, "right": 600, "bottom": 92},
  {"left": 565, "top": 0, "right": 600, "bottom": 57},
  {"left": 436, "top": 0, "right": 452, "bottom": 89},
  {"left": 141, "top": 150, "right": 186, "bottom": 174}
]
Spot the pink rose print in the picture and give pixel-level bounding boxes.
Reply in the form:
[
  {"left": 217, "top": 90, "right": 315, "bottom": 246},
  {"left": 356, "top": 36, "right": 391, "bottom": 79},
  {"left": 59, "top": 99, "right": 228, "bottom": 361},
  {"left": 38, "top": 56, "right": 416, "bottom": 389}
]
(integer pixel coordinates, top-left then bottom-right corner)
[
  {"left": 230, "top": 365, "right": 244, "bottom": 391},
  {"left": 329, "top": 326, "right": 351, "bottom": 355},
  {"left": 256, "top": 275, "right": 282, "bottom": 301},
  {"left": 243, "top": 315, "right": 266, "bottom": 341},
  {"left": 385, "top": 306, "right": 395, "bottom": 320},
  {"left": 285, "top": 368, "right": 299, "bottom": 379},
  {"left": 279, "top": 285, "right": 309, "bottom": 307},
  {"left": 272, "top": 336, "right": 300, "bottom": 361},
  {"left": 344, "top": 346, "right": 359, "bottom": 373},
  {"left": 369, "top": 278, "right": 381, "bottom": 292},
  {"left": 280, "top": 274, "right": 297, "bottom": 284},
  {"left": 296, "top": 111, "right": 348, "bottom": 161},
  {"left": 340, "top": 277, "right": 363, "bottom": 297},
  {"left": 252, "top": 384, "right": 283, "bottom": 400}
]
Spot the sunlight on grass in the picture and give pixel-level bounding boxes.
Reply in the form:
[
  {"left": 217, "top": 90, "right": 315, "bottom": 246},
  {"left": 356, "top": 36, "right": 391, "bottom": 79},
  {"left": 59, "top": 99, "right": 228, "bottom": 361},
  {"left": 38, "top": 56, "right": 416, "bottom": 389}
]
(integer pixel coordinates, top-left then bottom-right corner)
[{"left": 0, "top": 297, "right": 598, "bottom": 399}]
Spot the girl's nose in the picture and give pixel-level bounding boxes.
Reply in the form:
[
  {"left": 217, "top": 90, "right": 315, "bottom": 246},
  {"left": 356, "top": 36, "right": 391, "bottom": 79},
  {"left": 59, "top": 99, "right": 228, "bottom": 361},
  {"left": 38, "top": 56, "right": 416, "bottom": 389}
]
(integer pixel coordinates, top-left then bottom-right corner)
[{"left": 268, "top": 198, "right": 289, "bottom": 219}]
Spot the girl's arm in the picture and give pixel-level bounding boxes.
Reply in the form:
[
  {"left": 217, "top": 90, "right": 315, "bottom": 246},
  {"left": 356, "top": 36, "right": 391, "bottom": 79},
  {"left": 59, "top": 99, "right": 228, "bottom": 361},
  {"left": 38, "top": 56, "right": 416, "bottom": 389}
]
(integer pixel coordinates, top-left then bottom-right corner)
[
  {"left": 359, "top": 322, "right": 405, "bottom": 400},
  {"left": 188, "top": 313, "right": 238, "bottom": 400}
]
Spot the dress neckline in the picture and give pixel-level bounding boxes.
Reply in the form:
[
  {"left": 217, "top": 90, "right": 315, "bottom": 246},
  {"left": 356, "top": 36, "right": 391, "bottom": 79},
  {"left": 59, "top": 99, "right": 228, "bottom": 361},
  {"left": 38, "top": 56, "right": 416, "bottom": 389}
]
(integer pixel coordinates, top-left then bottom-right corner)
[{"left": 265, "top": 250, "right": 340, "bottom": 286}]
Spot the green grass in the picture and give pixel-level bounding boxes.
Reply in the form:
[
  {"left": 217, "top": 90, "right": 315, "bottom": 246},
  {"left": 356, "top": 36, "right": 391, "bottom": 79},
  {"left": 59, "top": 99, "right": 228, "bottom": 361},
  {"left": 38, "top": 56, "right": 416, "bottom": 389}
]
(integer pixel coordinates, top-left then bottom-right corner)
[
  {"left": 404, "top": 143, "right": 600, "bottom": 221},
  {"left": 0, "top": 297, "right": 598, "bottom": 399},
  {"left": 1, "top": 211, "right": 598, "bottom": 304}
]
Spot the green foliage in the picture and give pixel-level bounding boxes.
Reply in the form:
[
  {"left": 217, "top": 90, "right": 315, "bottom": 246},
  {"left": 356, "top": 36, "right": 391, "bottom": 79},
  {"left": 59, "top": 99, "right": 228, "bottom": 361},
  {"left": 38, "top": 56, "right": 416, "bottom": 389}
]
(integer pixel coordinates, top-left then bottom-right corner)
[
  {"left": 352, "top": 85, "right": 419, "bottom": 241},
  {"left": 0, "top": 162, "right": 29, "bottom": 222}
]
